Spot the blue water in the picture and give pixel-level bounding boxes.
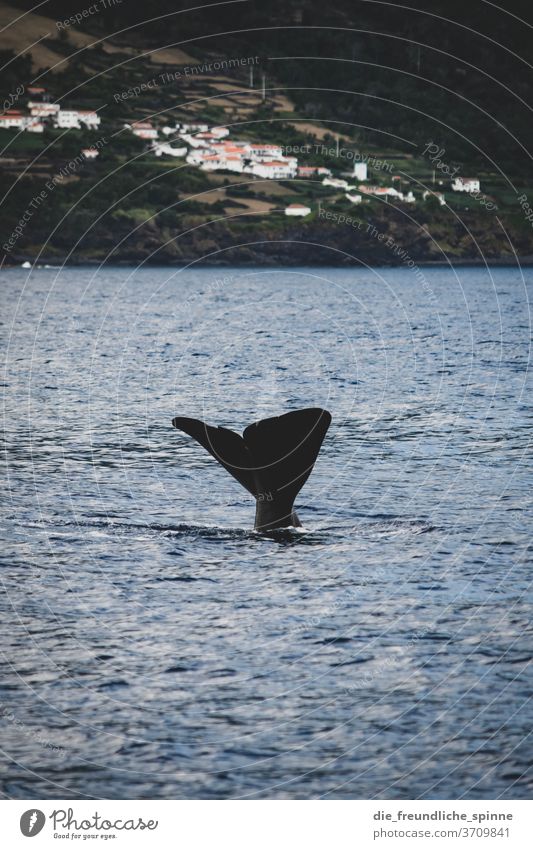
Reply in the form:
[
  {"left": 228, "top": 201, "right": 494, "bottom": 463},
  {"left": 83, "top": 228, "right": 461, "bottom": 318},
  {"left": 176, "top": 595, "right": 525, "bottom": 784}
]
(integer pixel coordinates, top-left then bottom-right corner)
[{"left": 1, "top": 264, "right": 531, "bottom": 799}]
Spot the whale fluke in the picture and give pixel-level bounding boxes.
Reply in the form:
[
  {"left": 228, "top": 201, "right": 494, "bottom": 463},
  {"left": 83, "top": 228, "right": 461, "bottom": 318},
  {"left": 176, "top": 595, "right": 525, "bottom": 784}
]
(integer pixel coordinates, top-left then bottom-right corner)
[{"left": 172, "top": 408, "right": 331, "bottom": 530}]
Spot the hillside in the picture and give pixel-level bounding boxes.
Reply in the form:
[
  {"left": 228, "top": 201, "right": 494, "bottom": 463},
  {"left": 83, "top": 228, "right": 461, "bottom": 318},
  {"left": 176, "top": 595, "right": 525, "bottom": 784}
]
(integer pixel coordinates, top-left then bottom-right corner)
[{"left": 1, "top": 0, "right": 533, "bottom": 265}]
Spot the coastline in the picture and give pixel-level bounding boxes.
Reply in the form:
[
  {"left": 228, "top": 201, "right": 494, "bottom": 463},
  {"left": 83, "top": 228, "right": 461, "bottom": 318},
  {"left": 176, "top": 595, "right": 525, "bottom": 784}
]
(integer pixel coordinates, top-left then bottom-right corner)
[{"left": 4, "top": 256, "right": 533, "bottom": 269}]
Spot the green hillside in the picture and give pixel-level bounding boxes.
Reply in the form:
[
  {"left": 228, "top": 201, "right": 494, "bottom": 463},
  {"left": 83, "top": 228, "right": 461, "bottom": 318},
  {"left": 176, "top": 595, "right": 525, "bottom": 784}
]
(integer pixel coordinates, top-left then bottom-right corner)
[{"left": 1, "top": 0, "right": 533, "bottom": 264}]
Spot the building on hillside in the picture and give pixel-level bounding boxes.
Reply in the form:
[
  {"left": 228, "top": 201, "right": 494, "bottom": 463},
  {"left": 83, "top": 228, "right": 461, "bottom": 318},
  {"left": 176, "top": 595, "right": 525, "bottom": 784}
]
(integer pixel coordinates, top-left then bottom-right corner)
[
  {"left": 82, "top": 147, "right": 100, "bottom": 159},
  {"left": 204, "top": 153, "right": 245, "bottom": 173},
  {"left": 194, "top": 153, "right": 225, "bottom": 171},
  {"left": 353, "top": 162, "right": 368, "bottom": 181},
  {"left": 195, "top": 131, "right": 219, "bottom": 142},
  {"left": 55, "top": 110, "right": 82, "bottom": 128},
  {"left": 129, "top": 121, "right": 158, "bottom": 139},
  {"left": 210, "top": 126, "right": 230, "bottom": 138},
  {"left": 179, "top": 123, "right": 209, "bottom": 134},
  {"left": 249, "top": 158, "right": 297, "bottom": 179},
  {"left": 28, "top": 102, "right": 60, "bottom": 118},
  {"left": 346, "top": 193, "right": 362, "bottom": 204},
  {"left": 219, "top": 141, "right": 251, "bottom": 154},
  {"left": 223, "top": 155, "right": 246, "bottom": 173},
  {"left": 77, "top": 110, "right": 100, "bottom": 129},
  {"left": 190, "top": 148, "right": 246, "bottom": 173},
  {"left": 0, "top": 111, "right": 45, "bottom": 132},
  {"left": 359, "top": 185, "right": 415, "bottom": 202},
  {"left": 451, "top": 177, "right": 480, "bottom": 193},
  {"left": 322, "top": 177, "right": 349, "bottom": 189},
  {"left": 285, "top": 203, "right": 311, "bottom": 216},
  {"left": 359, "top": 185, "right": 391, "bottom": 196},
  {"left": 248, "top": 143, "right": 284, "bottom": 160},
  {"left": 55, "top": 109, "right": 100, "bottom": 129},
  {"left": 0, "top": 110, "right": 25, "bottom": 129}
]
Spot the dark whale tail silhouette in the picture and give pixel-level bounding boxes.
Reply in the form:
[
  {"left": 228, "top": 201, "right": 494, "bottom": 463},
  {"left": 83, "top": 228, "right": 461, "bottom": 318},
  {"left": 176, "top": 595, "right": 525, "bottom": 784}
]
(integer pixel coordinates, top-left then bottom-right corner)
[{"left": 172, "top": 408, "right": 331, "bottom": 530}]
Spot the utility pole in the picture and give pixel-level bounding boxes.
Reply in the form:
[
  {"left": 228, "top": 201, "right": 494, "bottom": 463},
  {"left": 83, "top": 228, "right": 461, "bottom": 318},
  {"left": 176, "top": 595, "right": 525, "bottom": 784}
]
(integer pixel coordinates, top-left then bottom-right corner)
[{"left": 261, "top": 74, "right": 266, "bottom": 101}]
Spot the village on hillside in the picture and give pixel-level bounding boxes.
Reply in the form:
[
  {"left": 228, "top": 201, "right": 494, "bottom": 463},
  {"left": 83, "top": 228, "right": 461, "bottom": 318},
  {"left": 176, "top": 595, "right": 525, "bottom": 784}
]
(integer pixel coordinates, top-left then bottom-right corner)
[
  {"left": 0, "top": 86, "right": 100, "bottom": 132},
  {"left": 0, "top": 85, "right": 488, "bottom": 219},
  {"left": 128, "top": 118, "right": 485, "bottom": 213}
]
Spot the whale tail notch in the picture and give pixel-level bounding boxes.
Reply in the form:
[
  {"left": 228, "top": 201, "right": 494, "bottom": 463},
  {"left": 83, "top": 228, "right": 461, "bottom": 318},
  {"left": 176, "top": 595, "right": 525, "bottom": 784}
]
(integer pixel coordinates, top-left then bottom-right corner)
[{"left": 172, "top": 408, "right": 331, "bottom": 530}]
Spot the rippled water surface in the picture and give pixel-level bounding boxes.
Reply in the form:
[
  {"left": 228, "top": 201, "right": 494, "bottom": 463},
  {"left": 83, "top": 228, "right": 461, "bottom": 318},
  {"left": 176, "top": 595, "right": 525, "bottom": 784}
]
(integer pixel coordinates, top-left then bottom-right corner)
[{"left": 1, "top": 265, "right": 532, "bottom": 799}]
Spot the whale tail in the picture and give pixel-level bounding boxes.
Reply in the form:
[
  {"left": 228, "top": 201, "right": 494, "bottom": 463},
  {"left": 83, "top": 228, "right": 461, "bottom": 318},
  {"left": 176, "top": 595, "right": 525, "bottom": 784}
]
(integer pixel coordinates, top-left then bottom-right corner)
[{"left": 172, "top": 408, "right": 331, "bottom": 530}]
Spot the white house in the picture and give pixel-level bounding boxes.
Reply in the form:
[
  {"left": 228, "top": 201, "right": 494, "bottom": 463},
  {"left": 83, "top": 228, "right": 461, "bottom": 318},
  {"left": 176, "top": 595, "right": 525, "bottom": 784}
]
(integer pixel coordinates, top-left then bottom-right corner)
[
  {"left": 0, "top": 110, "right": 25, "bottom": 129},
  {"left": 353, "top": 162, "right": 368, "bottom": 181},
  {"left": 77, "top": 110, "right": 100, "bottom": 129},
  {"left": 0, "top": 111, "right": 47, "bottom": 132},
  {"left": 194, "top": 150, "right": 245, "bottom": 173},
  {"left": 250, "top": 158, "right": 297, "bottom": 179},
  {"left": 195, "top": 131, "right": 219, "bottom": 142},
  {"left": 195, "top": 154, "right": 225, "bottom": 171},
  {"left": 179, "top": 123, "right": 209, "bottom": 134},
  {"left": 248, "top": 143, "right": 284, "bottom": 160},
  {"left": 82, "top": 147, "right": 100, "bottom": 159},
  {"left": 345, "top": 193, "right": 362, "bottom": 204},
  {"left": 210, "top": 126, "right": 230, "bottom": 138},
  {"left": 56, "top": 110, "right": 82, "bottom": 128},
  {"left": 285, "top": 203, "right": 311, "bottom": 217},
  {"left": 216, "top": 154, "right": 245, "bottom": 173},
  {"left": 322, "top": 177, "right": 349, "bottom": 189},
  {"left": 360, "top": 185, "right": 396, "bottom": 197},
  {"left": 359, "top": 185, "right": 416, "bottom": 202},
  {"left": 130, "top": 121, "right": 158, "bottom": 140},
  {"left": 222, "top": 155, "right": 246, "bottom": 173},
  {"left": 28, "top": 101, "right": 59, "bottom": 118},
  {"left": 452, "top": 177, "right": 480, "bottom": 193},
  {"left": 56, "top": 109, "right": 99, "bottom": 129}
]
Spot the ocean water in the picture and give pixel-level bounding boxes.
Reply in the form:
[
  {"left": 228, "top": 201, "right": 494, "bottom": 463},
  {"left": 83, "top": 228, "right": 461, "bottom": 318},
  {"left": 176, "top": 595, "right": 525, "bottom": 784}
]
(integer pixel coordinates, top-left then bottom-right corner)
[{"left": 1, "top": 264, "right": 531, "bottom": 800}]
